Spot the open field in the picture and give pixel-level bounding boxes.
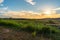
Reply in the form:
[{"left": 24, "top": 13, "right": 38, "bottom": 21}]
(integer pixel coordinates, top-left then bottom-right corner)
[{"left": 0, "top": 18, "right": 60, "bottom": 40}]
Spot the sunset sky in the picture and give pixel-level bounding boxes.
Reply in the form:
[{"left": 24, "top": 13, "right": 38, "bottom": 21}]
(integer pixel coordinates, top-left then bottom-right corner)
[{"left": 0, "top": 0, "right": 60, "bottom": 18}]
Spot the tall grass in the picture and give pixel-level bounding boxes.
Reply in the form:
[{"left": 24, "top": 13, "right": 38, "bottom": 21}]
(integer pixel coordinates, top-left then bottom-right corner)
[{"left": 0, "top": 19, "right": 60, "bottom": 39}]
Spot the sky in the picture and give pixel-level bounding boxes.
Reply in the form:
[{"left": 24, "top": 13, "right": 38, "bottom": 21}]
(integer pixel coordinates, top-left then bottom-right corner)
[{"left": 0, "top": 0, "right": 60, "bottom": 18}]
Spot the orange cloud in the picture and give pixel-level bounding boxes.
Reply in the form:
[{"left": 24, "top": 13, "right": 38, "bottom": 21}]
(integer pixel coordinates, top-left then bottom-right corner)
[{"left": 3, "top": 10, "right": 60, "bottom": 19}]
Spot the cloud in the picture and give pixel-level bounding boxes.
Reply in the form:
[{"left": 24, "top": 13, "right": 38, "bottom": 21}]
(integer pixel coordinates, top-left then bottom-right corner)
[
  {"left": 0, "top": 6, "right": 8, "bottom": 18},
  {"left": 5, "top": 11, "right": 39, "bottom": 16},
  {"left": 0, "top": 6, "right": 8, "bottom": 14},
  {"left": 25, "top": 0, "right": 36, "bottom": 5},
  {"left": 3, "top": 6, "right": 8, "bottom": 10},
  {"left": 0, "top": 0, "right": 4, "bottom": 4},
  {"left": 14, "top": 10, "right": 37, "bottom": 14},
  {"left": 53, "top": 8, "right": 60, "bottom": 10},
  {"left": 0, "top": 0, "right": 4, "bottom": 6},
  {"left": 1, "top": 10, "right": 60, "bottom": 19},
  {"left": 3, "top": 10, "right": 40, "bottom": 18}
]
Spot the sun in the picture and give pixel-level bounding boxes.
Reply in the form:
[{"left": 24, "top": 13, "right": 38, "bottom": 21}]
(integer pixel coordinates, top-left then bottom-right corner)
[
  {"left": 41, "top": 5, "right": 56, "bottom": 15},
  {"left": 42, "top": 7, "right": 53, "bottom": 15},
  {"left": 43, "top": 9, "right": 56, "bottom": 15},
  {"left": 43, "top": 10, "right": 52, "bottom": 15},
  {"left": 41, "top": 6, "right": 55, "bottom": 15}
]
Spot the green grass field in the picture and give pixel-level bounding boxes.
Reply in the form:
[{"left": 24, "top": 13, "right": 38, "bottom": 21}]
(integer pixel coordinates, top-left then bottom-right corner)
[{"left": 0, "top": 19, "right": 60, "bottom": 40}]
